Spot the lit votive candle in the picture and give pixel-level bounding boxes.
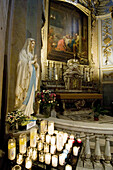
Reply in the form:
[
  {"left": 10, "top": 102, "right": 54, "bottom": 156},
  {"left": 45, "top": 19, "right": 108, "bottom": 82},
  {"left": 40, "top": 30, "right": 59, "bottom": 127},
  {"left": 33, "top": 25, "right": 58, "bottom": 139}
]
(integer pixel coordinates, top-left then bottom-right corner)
[
  {"left": 73, "top": 146, "right": 79, "bottom": 156},
  {"left": 52, "top": 155, "right": 58, "bottom": 167},
  {"left": 25, "top": 157, "right": 32, "bottom": 169},
  {"left": 40, "top": 133, "right": 45, "bottom": 143},
  {"left": 32, "top": 148, "right": 37, "bottom": 161},
  {"left": 68, "top": 139, "right": 73, "bottom": 148},
  {"left": 17, "top": 153, "right": 23, "bottom": 165},
  {"left": 46, "top": 134, "right": 51, "bottom": 144},
  {"left": 57, "top": 132, "right": 64, "bottom": 151},
  {"left": 63, "top": 133, "right": 68, "bottom": 144},
  {"left": 37, "top": 141, "right": 43, "bottom": 151},
  {"left": 51, "top": 136, "right": 56, "bottom": 145},
  {"left": 70, "top": 134, "right": 74, "bottom": 140},
  {"left": 12, "top": 165, "right": 21, "bottom": 170},
  {"left": 39, "top": 152, "right": 45, "bottom": 163},
  {"left": 50, "top": 144, "right": 56, "bottom": 154},
  {"left": 27, "top": 146, "right": 32, "bottom": 158},
  {"left": 54, "top": 130, "right": 58, "bottom": 135},
  {"left": 30, "top": 127, "right": 37, "bottom": 148},
  {"left": 45, "top": 153, "right": 51, "bottom": 165},
  {"left": 65, "top": 143, "right": 70, "bottom": 153},
  {"left": 77, "top": 138, "right": 82, "bottom": 144},
  {"left": 19, "top": 133, "right": 27, "bottom": 154},
  {"left": 8, "top": 138, "right": 16, "bottom": 160},
  {"left": 44, "top": 143, "right": 49, "bottom": 153},
  {"left": 59, "top": 153, "right": 66, "bottom": 166},
  {"left": 40, "top": 120, "right": 47, "bottom": 133},
  {"left": 65, "top": 164, "right": 72, "bottom": 170},
  {"left": 48, "top": 121, "right": 54, "bottom": 135}
]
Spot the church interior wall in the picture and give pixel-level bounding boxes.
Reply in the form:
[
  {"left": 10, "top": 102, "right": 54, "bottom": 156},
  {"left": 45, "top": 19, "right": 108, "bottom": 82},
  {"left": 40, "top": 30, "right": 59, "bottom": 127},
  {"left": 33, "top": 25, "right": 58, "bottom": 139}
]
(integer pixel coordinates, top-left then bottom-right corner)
[
  {"left": 0, "top": 0, "right": 113, "bottom": 117},
  {"left": 8, "top": 0, "right": 27, "bottom": 112},
  {"left": 0, "top": 0, "right": 9, "bottom": 117}
]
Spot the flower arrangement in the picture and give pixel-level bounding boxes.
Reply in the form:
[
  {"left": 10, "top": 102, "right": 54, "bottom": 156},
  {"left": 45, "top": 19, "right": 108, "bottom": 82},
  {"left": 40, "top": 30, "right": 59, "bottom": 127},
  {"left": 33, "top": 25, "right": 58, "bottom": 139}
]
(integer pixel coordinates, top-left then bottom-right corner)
[
  {"left": 6, "top": 110, "right": 29, "bottom": 130},
  {"left": 35, "top": 90, "right": 57, "bottom": 113}
]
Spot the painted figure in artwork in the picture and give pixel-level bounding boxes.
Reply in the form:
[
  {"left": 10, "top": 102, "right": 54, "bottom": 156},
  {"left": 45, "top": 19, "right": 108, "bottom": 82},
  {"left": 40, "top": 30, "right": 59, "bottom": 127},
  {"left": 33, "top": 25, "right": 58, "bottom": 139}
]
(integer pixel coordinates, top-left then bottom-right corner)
[{"left": 15, "top": 38, "right": 39, "bottom": 117}]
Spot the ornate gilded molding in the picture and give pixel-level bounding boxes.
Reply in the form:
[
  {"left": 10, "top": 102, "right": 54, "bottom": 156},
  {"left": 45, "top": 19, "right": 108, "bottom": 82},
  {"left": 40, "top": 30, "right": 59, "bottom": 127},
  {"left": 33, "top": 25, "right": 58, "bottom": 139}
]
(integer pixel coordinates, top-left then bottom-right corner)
[{"left": 102, "top": 18, "right": 113, "bottom": 65}]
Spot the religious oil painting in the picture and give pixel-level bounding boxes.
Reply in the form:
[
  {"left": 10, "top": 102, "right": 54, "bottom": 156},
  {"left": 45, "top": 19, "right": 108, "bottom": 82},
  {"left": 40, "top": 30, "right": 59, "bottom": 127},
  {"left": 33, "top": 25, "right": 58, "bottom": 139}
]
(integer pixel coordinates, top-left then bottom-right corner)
[{"left": 47, "top": 0, "right": 88, "bottom": 63}]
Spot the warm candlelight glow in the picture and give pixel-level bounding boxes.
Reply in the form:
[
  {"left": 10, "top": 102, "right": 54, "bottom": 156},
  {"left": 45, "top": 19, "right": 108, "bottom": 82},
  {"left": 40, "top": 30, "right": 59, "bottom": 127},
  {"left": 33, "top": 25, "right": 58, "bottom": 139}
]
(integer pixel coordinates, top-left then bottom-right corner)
[
  {"left": 63, "top": 133, "right": 68, "bottom": 144},
  {"left": 19, "top": 133, "right": 27, "bottom": 154},
  {"left": 59, "top": 153, "right": 65, "bottom": 166},
  {"left": 30, "top": 127, "right": 37, "bottom": 148},
  {"left": 51, "top": 136, "right": 56, "bottom": 145},
  {"left": 65, "top": 143, "right": 71, "bottom": 152},
  {"left": 39, "top": 152, "right": 45, "bottom": 163},
  {"left": 40, "top": 120, "right": 47, "bottom": 133},
  {"left": 32, "top": 148, "right": 37, "bottom": 160},
  {"left": 25, "top": 157, "right": 32, "bottom": 169},
  {"left": 45, "top": 153, "right": 51, "bottom": 165},
  {"left": 40, "top": 133, "right": 45, "bottom": 143},
  {"left": 44, "top": 143, "right": 49, "bottom": 153},
  {"left": 37, "top": 141, "right": 43, "bottom": 151},
  {"left": 46, "top": 134, "right": 51, "bottom": 144},
  {"left": 50, "top": 144, "right": 56, "bottom": 154},
  {"left": 27, "top": 146, "right": 32, "bottom": 158},
  {"left": 73, "top": 146, "right": 79, "bottom": 156},
  {"left": 57, "top": 132, "right": 64, "bottom": 151},
  {"left": 12, "top": 165, "right": 21, "bottom": 170},
  {"left": 65, "top": 164, "right": 72, "bottom": 170},
  {"left": 68, "top": 139, "right": 73, "bottom": 148},
  {"left": 17, "top": 153, "right": 23, "bottom": 165},
  {"left": 48, "top": 121, "right": 54, "bottom": 135},
  {"left": 8, "top": 138, "right": 16, "bottom": 160},
  {"left": 70, "top": 134, "right": 74, "bottom": 140},
  {"left": 55, "top": 74, "right": 58, "bottom": 80},
  {"left": 77, "top": 138, "right": 82, "bottom": 143},
  {"left": 52, "top": 155, "right": 58, "bottom": 167}
]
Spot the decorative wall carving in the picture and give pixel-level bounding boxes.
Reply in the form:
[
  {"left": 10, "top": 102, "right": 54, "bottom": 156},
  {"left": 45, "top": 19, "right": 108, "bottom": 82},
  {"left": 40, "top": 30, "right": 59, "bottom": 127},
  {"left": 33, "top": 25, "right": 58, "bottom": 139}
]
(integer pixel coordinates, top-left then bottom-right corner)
[{"left": 102, "top": 18, "right": 113, "bottom": 66}]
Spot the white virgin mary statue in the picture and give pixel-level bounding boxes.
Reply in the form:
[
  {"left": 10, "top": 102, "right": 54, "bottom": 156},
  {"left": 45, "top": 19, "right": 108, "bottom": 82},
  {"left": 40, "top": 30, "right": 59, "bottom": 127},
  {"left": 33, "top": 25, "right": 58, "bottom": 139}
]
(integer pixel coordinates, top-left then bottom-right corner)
[{"left": 15, "top": 38, "right": 39, "bottom": 117}]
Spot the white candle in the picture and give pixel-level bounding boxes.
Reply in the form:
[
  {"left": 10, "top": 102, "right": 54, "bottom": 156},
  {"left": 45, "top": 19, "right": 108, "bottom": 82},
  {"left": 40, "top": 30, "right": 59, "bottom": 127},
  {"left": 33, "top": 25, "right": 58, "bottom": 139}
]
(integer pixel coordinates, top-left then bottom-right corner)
[
  {"left": 12, "top": 165, "right": 21, "bottom": 170},
  {"left": 45, "top": 153, "right": 51, "bottom": 165},
  {"left": 27, "top": 146, "right": 32, "bottom": 157},
  {"left": 57, "top": 132, "right": 64, "bottom": 151},
  {"left": 37, "top": 141, "right": 43, "bottom": 151},
  {"left": 63, "top": 133, "right": 68, "bottom": 144},
  {"left": 50, "top": 144, "right": 56, "bottom": 154},
  {"left": 52, "top": 155, "right": 58, "bottom": 167},
  {"left": 65, "top": 143, "right": 71, "bottom": 152},
  {"left": 59, "top": 153, "right": 65, "bottom": 166},
  {"left": 19, "top": 133, "right": 27, "bottom": 154},
  {"left": 25, "top": 157, "right": 32, "bottom": 169},
  {"left": 47, "top": 60, "right": 48, "bottom": 66},
  {"left": 51, "top": 136, "right": 56, "bottom": 145},
  {"left": 39, "top": 152, "right": 45, "bottom": 163},
  {"left": 65, "top": 164, "right": 72, "bottom": 170},
  {"left": 70, "top": 134, "right": 74, "bottom": 140},
  {"left": 44, "top": 143, "right": 49, "bottom": 153},
  {"left": 32, "top": 148, "right": 37, "bottom": 160},
  {"left": 40, "top": 120, "right": 47, "bottom": 133},
  {"left": 68, "top": 139, "right": 73, "bottom": 148},
  {"left": 8, "top": 138, "right": 16, "bottom": 160},
  {"left": 30, "top": 127, "right": 37, "bottom": 148},
  {"left": 55, "top": 74, "right": 58, "bottom": 80},
  {"left": 46, "top": 134, "right": 51, "bottom": 144},
  {"left": 40, "top": 133, "right": 45, "bottom": 143},
  {"left": 48, "top": 121, "right": 54, "bottom": 135},
  {"left": 73, "top": 146, "right": 79, "bottom": 156},
  {"left": 17, "top": 153, "right": 23, "bottom": 165}
]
